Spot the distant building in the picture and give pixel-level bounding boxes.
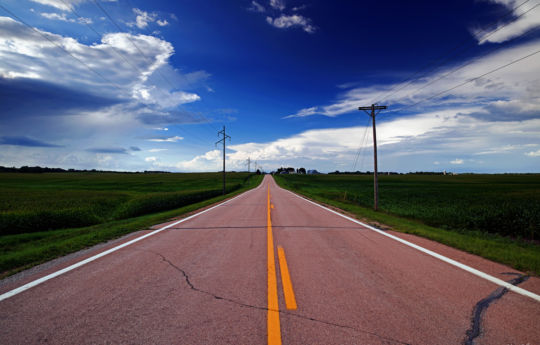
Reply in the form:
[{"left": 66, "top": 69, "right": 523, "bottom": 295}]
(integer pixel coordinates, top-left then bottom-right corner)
[{"left": 307, "top": 169, "right": 320, "bottom": 175}]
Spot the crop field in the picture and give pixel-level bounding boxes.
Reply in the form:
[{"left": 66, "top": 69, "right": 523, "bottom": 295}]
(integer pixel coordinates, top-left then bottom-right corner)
[
  {"left": 275, "top": 173, "right": 540, "bottom": 273},
  {"left": 276, "top": 173, "right": 540, "bottom": 239},
  {"left": 0, "top": 172, "right": 262, "bottom": 276}
]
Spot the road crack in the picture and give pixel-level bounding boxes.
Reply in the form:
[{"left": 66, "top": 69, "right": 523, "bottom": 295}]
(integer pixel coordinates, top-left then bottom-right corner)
[
  {"left": 463, "top": 272, "right": 529, "bottom": 345},
  {"left": 149, "top": 250, "right": 412, "bottom": 345}
]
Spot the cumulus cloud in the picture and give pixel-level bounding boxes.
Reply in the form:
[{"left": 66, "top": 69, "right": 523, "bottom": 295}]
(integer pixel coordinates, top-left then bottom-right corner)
[
  {"left": 132, "top": 8, "right": 156, "bottom": 29},
  {"left": 471, "top": 0, "right": 540, "bottom": 44},
  {"left": 266, "top": 14, "right": 315, "bottom": 33},
  {"left": 0, "top": 16, "right": 203, "bottom": 123},
  {"left": 172, "top": 110, "right": 540, "bottom": 172},
  {"left": 127, "top": 8, "right": 170, "bottom": 29}
]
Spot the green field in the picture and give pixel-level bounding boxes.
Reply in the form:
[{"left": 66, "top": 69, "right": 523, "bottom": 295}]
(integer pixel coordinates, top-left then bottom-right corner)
[
  {"left": 275, "top": 173, "right": 540, "bottom": 274},
  {"left": 0, "top": 172, "right": 263, "bottom": 276}
]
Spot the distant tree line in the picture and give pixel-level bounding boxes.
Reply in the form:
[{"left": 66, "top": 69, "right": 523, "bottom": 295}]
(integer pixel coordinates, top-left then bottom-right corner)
[{"left": 0, "top": 166, "right": 170, "bottom": 174}]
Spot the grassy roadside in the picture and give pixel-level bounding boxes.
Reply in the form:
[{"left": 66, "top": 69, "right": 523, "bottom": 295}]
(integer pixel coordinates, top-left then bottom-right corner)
[
  {"left": 274, "top": 175, "right": 540, "bottom": 275},
  {"left": 0, "top": 174, "right": 264, "bottom": 278}
]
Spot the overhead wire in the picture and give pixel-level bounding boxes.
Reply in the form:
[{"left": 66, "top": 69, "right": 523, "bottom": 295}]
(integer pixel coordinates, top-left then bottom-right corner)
[
  {"left": 91, "top": 0, "right": 221, "bottom": 137},
  {"left": 0, "top": 4, "right": 125, "bottom": 93},
  {"left": 373, "top": 0, "right": 537, "bottom": 105},
  {"left": 388, "top": 48, "right": 540, "bottom": 114},
  {"left": 352, "top": 116, "right": 372, "bottom": 171},
  {"left": 60, "top": 0, "right": 217, "bottom": 146}
]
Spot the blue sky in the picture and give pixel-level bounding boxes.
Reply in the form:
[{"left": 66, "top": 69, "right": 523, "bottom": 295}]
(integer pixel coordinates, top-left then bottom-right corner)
[{"left": 0, "top": 0, "right": 539, "bottom": 173}]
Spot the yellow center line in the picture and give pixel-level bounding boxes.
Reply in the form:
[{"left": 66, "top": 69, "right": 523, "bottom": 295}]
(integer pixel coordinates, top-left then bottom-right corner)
[
  {"left": 267, "top": 184, "right": 281, "bottom": 345},
  {"left": 277, "top": 246, "right": 297, "bottom": 310}
]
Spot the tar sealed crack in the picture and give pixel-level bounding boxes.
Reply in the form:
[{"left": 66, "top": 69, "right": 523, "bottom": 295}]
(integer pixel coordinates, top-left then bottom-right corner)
[
  {"left": 463, "top": 273, "right": 529, "bottom": 345},
  {"left": 149, "top": 250, "right": 412, "bottom": 345}
]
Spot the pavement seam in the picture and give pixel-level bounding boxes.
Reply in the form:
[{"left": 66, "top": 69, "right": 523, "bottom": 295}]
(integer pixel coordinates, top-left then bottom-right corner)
[
  {"left": 149, "top": 250, "right": 413, "bottom": 345},
  {"left": 462, "top": 273, "right": 530, "bottom": 345}
]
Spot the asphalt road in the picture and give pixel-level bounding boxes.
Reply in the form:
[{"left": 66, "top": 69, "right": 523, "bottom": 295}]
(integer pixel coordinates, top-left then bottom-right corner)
[{"left": 1, "top": 175, "right": 539, "bottom": 344}]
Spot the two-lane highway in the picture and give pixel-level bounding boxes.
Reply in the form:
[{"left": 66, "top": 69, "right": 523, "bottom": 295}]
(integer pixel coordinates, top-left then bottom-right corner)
[{"left": 1, "top": 175, "right": 539, "bottom": 344}]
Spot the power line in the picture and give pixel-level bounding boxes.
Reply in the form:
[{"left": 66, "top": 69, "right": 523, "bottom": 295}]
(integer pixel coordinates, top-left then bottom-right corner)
[
  {"left": 390, "top": 48, "right": 540, "bottom": 114},
  {"left": 0, "top": 4, "right": 124, "bottom": 92},
  {"left": 374, "top": 0, "right": 538, "bottom": 104},
  {"left": 59, "top": 0, "right": 146, "bottom": 76},
  {"left": 91, "top": 0, "right": 219, "bottom": 135},
  {"left": 352, "top": 116, "right": 371, "bottom": 171}
]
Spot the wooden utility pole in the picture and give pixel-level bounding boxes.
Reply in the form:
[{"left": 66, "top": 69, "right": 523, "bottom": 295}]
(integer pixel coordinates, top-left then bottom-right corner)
[
  {"left": 216, "top": 126, "right": 231, "bottom": 195},
  {"left": 358, "top": 104, "right": 387, "bottom": 211}
]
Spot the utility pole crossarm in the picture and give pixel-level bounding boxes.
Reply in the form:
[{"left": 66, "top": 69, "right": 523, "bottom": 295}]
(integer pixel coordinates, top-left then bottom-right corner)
[{"left": 358, "top": 105, "right": 387, "bottom": 110}]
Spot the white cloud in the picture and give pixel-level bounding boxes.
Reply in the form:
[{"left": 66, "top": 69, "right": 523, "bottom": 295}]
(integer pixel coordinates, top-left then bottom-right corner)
[
  {"left": 472, "top": 0, "right": 540, "bottom": 44},
  {"left": 145, "top": 156, "right": 157, "bottom": 162},
  {"left": 266, "top": 14, "right": 315, "bottom": 33},
  {"left": 132, "top": 8, "right": 156, "bottom": 29},
  {"left": 30, "top": 0, "right": 85, "bottom": 11},
  {"left": 40, "top": 12, "right": 92, "bottom": 24},
  {"left": 525, "top": 149, "right": 540, "bottom": 156},
  {"left": 147, "top": 136, "right": 183, "bottom": 142},
  {"left": 40, "top": 12, "right": 70, "bottom": 21},
  {"left": 285, "top": 38, "right": 540, "bottom": 119},
  {"left": 174, "top": 149, "right": 221, "bottom": 171},
  {"left": 284, "top": 106, "right": 317, "bottom": 118},
  {"left": 128, "top": 8, "right": 169, "bottom": 30},
  {"left": 0, "top": 16, "right": 204, "bottom": 114},
  {"left": 172, "top": 111, "right": 540, "bottom": 172},
  {"left": 269, "top": 0, "right": 285, "bottom": 11},
  {"left": 249, "top": 1, "right": 266, "bottom": 13},
  {"left": 148, "top": 148, "right": 167, "bottom": 152},
  {"left": 156, "top": 19, "right": 169, "bottom": 27}
]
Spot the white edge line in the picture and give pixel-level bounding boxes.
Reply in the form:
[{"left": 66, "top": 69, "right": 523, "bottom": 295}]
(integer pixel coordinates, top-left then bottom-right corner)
[
  {"left": 284, "top": 188, "right": 540, "bottom": 303},
  {"left": 0, "top": 186, "right": 259, "bottom": 302}
]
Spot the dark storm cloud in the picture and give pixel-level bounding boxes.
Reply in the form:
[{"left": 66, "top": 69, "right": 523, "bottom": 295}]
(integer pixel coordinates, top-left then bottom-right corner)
[
  {"left": 0, "top": 136, "right": 62, "bottom": 147},
  {"left": 0, "top": 77, "right": 121, "bottom": 119}
]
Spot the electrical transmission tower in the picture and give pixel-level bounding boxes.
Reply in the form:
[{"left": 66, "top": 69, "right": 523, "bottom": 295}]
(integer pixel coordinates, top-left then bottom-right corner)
[
  {"left": 246, "top": 157, "right": 251, "bottom": 172},
  {"left": 358, "top": 104, "right": 387, "bottom": 211},
  {"left": 216, "top": 126, "right": 231, "bottom": 195}
]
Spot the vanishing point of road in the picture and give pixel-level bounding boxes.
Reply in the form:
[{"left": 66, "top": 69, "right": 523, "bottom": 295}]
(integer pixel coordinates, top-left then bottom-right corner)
[{"left": 1, "top": 176, "right": 539, "bottom": 344}]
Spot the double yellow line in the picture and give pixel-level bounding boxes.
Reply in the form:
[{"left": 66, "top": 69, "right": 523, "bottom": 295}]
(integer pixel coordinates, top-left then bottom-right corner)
[{"left": 267, "top": 185, "right": 297, "bottom": 345}]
